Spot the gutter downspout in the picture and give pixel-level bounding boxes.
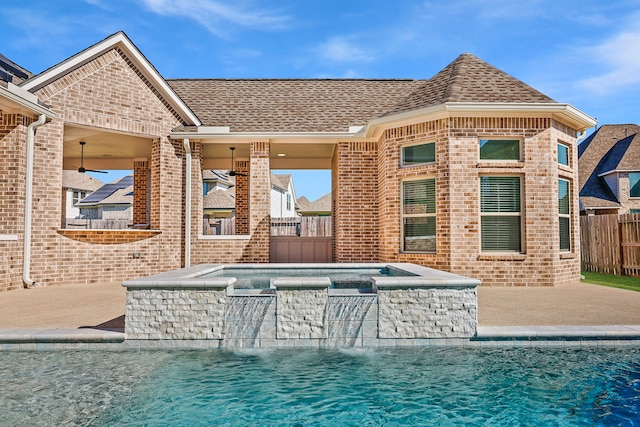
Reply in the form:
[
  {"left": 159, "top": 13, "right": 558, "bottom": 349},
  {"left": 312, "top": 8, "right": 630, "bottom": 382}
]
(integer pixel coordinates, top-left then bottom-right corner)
[
  {"left": 23, "top": 114, "right": 47, "bottom": 288},
  {"left": 183, "top": 138, "right": 191, "bottom": 268}
]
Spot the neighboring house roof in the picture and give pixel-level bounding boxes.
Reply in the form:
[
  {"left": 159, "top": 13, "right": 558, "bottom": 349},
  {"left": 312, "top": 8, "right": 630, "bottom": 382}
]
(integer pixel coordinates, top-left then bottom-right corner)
[
  {"left": 78, "top": 175, "right": 134, "bottom": 206},
  {"left": 384, "top": 53, "right": 554, "bottom": 116},
  {"left": 20, "top": 31, "right": 200, "bottom": 126},
  {"left": 204, "top": 188, "right": 235, "bottom": 210},
  {"left": 271, "top": 173, "right": 291, "bottom": 191},
  {"left": 579, "top": 124, "right": 640, "bottom": 210},
  {"left": 62, "top": 170, "right": 104, "bottom": 192},
  {"left": 203, "top": 170, "right": 234, "bottom": 186},
  {"left": 167, "top": 78, "right": 424, "bottom": 132},
  {"left": 297, "top": 193, "right": 331, "bottom": 214},
  {"left": 0, "top": 53, "right": 32, "bottom": 84}
]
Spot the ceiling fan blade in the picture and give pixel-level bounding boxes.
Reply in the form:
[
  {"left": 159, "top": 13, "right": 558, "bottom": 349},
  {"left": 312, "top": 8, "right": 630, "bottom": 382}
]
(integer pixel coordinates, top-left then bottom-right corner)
[
  {"left": 228, "top": 170, "right": 247, "bottom": 177},
  {"left": 85, "top": 169, "right": 108, "bottom": 174}
]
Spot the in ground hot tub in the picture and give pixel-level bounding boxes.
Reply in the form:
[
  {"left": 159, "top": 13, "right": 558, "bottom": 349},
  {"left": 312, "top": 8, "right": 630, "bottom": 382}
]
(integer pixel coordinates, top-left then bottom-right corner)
[{"left": 123, "top": 263, "right": 480, "bottom": 347}]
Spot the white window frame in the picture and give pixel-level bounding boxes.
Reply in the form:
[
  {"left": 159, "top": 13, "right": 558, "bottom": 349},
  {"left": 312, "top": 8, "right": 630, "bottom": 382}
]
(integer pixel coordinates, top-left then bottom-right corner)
[
  {"left": 479, "top": 137, "right": 522, "bottom": 162},
  {"left": 480, "top": 175, "right": 524, "bottom": 253},
  {"left": 557, "top": 142, "right": 570, "bottom": 167},
  {"left": 629, "top": 173, "right": 640, "bottom": 199},
  {"left": 401, "top": 177, "right": 436, "bottom": 253},
  {"left": 558, "top": 178, "right": 571, "bottom": 252},
  {"left": 400, "top": 141, "right": 436, "bottom": 167}
]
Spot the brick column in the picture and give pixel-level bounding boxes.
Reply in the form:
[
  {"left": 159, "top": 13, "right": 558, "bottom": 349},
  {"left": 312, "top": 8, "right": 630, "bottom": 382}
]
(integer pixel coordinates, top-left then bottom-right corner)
[
  {"left": 332, "top": 141, "right": 378, "bottom": 262},
  {"left": 235, "top": 160, "right": 250, "bottom": 235},
  {"left": 247, "top": 140, "right": 270, "bottom": 262},
  {"left": 133, "top": 159, "right": 149, "bottom": 226}
]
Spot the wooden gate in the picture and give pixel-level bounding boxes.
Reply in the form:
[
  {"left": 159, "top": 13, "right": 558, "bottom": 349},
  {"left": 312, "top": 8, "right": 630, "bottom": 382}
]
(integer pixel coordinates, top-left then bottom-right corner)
[
  {"left": 270, "top": 216, "right": 333, "bottom": 263},
  {"left": 581, "top": 213, "right": 640, "bottom": 276}
]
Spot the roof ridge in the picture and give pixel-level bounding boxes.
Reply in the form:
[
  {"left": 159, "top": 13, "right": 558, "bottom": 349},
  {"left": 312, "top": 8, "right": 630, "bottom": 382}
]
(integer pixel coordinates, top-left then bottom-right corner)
[{"left": 166, "top": 78, "right": 418, "bottom": 82}]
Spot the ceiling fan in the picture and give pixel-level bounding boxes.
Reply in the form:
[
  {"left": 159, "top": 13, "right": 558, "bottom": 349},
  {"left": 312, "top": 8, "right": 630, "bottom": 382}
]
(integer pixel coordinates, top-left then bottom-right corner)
[
  {"left": 77, "top": 141, "right": 108, "bottom": 173},
  {"left": 227, "top": 147, "right": 247, "bottom": 177}
]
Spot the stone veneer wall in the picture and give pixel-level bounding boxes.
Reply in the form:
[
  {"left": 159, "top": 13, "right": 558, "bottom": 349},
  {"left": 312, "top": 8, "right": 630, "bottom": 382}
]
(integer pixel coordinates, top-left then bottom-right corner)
[
  {"left": 376, "top": 116, "right": 581, "bottom": 286},
  {"left": 125, "top": 287, "right": 227, "bottom": 339},
  {"left": 377, "top": 288, "right": 477, "bottom": 338},
  {"left": 16, "top": 47, "right": 187, "bottom": 287},
  {"left": 276, "top": 288, "right": 328, "bottom": 339}
]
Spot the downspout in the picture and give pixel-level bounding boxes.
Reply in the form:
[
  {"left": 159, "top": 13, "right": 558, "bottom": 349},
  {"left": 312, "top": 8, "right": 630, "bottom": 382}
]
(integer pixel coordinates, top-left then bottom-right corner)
[
  {"left": 183, "top": 138, "right": 191, "bottom": 268},
  {"left": 23, "top": 114, "right": 47, "bottom": 288}
]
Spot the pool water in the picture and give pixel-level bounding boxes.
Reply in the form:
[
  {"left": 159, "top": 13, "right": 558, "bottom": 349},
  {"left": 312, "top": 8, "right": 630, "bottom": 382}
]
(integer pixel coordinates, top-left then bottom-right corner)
[
  {"left": 1, "top": 348, "right": 638, "bottom": 426},
  {"left": 203, "top": 267, "right": 409, "bottom": 289}
]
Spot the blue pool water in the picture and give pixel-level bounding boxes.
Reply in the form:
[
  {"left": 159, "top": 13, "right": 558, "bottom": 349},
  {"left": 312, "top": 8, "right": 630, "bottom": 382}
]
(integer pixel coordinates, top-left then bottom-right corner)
[
  {"left": 203, "top": 266, "right": 410, "bottom": 289},
  {"left": 1, "top": 347, "right": 639, "bottom": 426}
]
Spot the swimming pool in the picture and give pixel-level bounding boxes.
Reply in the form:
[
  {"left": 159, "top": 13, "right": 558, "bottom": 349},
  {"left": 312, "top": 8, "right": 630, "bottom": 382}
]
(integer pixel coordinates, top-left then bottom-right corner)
[{"left": 1, "top": 347, "right": 638, "bottom": 426}]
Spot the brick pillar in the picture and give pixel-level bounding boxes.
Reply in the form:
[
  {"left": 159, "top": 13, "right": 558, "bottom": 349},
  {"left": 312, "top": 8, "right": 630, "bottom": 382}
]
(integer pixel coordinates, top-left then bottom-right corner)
[
  {"left": 333, "top": 141, "right": 378, "bottom": 262},
  {"left": 133, "top": 159, "right": 149, "bottom": 226},
  {"left": 247, "top": 140, "right": 270, "bottom": 262},
  {"left": 235, "top": 160, "right": 250, "bottom": 235}
]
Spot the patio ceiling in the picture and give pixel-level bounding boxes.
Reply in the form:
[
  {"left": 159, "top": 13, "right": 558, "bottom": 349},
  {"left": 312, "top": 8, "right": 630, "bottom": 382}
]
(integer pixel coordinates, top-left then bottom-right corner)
[
  {"left": 62, "top": 124, "right": 152, "bottom": 171},
  {"left": 201, "top": 141, "right": 335, "bottom": 169}
]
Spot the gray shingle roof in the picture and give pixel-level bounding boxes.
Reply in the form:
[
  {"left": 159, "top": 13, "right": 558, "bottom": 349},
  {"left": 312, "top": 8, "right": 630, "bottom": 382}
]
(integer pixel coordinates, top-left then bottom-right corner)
[
  {"left": 579, "top": 124, "right": 640, "bottom": 209},
  {"left": 62, "top": 170, "right": 104, "bottom": 192},
  {"left": 297, "top": 193, "right": 331, "bottom": 213},
  {"left": 204, "top": 188, "right": 235, "bottom": 209},
  {"left": 384, "top": 53, "right": 554, "bottom": 116},
  {"left": 167, "top": 79, "right": 424, "bottom": 132},
  {"left": 167, "top": 53, "right": 555, "bottom": 133}
]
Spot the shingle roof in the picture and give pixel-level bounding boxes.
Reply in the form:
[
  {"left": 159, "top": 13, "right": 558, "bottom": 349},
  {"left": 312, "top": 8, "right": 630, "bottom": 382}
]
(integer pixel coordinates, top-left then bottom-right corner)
[
  {"left": 167, "top": 79, "right": 424, "bottom": 132},
  {"left": 167, "top": 53, "right": 555, "bottom": 132},
  {"left": 203, "top": 188, "right": 235, "bottom": 209},
  {"left": 62, "top": 170, "right": 104, "bottom": 192},
  {"left": 384, "top": 53, "right": 554, "bottom": 116},
  {"left": 203, "top": 170, "right": 234, "bottom": 186},
  {"left": 271, "top": 173, "right": 291, "bottom": 191},
  {"left": 297, "top": 193, "right": 331, "bottom": 213},
  {"left": 578, "top": 124, "right": 640, "bottom": 209}
]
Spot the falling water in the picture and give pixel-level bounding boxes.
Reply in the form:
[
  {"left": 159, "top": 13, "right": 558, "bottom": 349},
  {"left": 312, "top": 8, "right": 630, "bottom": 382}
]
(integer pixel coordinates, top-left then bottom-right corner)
[
  {"left": 324, "top": 296, "right": 375, "bottom": 347},
  {"left": 224, "top": 297, "right": 273, "bottom": 348}
]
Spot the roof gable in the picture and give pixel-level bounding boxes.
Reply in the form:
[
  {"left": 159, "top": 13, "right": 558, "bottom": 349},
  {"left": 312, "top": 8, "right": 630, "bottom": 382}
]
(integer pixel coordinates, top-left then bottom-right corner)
[
  {"left": 21, "top": 32, "right": 199, "bottom": 126},
  {"left": 385, "top": 53, "right": 554, "bottom": 116},
  {"left": 578, "top": 124, "right": 640, "bottom": 209}
]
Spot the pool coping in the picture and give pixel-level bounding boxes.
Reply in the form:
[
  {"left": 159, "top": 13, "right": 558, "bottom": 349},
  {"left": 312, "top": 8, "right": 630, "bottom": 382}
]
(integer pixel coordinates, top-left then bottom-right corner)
[{"left": 1, "top": 325, "right": 639, "bottom": 349}]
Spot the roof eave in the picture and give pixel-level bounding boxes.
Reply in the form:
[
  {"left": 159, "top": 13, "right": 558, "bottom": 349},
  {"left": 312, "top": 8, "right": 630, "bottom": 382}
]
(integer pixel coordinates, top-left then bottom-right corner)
[
  {"left": 21, "top": 32, "right": 200, "bottom": 126},
  {"left": 363, "top": 102, "right": 597, "bottom": 138},
  {"left": 170, "top": 130, "right": 360, "bottom": 140},
  {"left": 0, "top": 83, "right": 54, "bottom": 119}
]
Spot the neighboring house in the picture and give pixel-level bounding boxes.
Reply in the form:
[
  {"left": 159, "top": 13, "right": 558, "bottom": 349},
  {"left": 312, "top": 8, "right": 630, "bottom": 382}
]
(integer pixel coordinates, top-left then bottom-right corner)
[
  {"left": 297, "top": 193, "right": 331, "bottom": 216},
  {"left": 579, "top": 124, "right": 640, "bottom": 215},
  {"left": 270, "top": 173, "right": 297, "bottom": 218},
  {"left": 61, "top": 170, "right": 104, "bottom": 220},
  {"left": 77, "top": 175, "right": 134, "bottom": 221},
  {"left": 203, "top": 171, "right": 298, "bottom": 219},
  {"left": 0, "top": 31, "right": 596, "bottom": 291}
]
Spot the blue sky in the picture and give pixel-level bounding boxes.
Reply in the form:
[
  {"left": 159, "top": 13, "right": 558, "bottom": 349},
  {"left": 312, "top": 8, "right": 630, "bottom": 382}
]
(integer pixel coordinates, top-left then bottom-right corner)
[{"left": 2, "top": 0, "right": 639, "bottom": 201}]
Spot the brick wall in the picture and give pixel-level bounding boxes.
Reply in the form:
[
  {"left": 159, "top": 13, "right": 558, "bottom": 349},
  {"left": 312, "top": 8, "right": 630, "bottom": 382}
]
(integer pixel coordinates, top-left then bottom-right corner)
[
  {"left": 0, "top": 113, "right": 32, "bottom": 291},
  {"left": 7, "top": 47, "right": 187, "bottom": 288},
  {"left": 333, "top": 141, "right": 379, "bottom": 261},
  {"left": 375, "top": 116, "right": 580, "bottom": 286}
]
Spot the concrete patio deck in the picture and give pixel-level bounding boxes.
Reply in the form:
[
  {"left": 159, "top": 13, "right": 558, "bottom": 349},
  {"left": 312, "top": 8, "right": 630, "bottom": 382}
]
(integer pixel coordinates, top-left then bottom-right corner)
[{"left": 0, "top": 279, "right": 639, "bottom": 348}]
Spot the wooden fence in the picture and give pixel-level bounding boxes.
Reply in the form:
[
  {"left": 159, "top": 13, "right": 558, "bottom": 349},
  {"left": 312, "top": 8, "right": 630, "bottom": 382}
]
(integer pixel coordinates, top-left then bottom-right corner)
[
  {"left": 202, "top": 216, "right": 332, "bottom": 237},
  {"left": 580, "top": 213, "right": 640, "bottom": 276},
  {"left": 65, "top": 219, "right": 132, "bottom": 229}
]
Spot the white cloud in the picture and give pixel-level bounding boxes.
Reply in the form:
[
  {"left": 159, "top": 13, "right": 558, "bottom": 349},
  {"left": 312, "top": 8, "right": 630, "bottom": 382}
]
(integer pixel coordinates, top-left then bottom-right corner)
[
  {"left": 315, "top": 37, "right": 372, "bottom": 62},
  {"left": 137, "top": 0, "right": 289, "bottom": 37},
  {"left": 580, "top": 29, "right": 640, "bottom": 94}
]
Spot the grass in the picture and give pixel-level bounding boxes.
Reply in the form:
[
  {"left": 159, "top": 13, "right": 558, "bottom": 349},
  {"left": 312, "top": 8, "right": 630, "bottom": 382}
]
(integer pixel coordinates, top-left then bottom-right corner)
[{"left": 581, "top": 271, "right": 640, "bottom": 292}]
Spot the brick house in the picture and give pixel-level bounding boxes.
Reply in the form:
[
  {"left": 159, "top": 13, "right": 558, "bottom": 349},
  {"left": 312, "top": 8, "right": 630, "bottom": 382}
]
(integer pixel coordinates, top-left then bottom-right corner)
[
  {"left": 579, "top": 124, "right": 640, "bottom": 215},
  {"left": 0, "top": 31, "right": 595, "bottom": 291}
]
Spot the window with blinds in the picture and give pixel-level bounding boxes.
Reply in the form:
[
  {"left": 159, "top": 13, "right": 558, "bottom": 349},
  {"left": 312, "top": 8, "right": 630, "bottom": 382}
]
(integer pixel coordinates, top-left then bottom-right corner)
[
  {"left": 558, "top": 143, "right": 570, "bottom": 166},
  {"left": 402, "top": 178, "right": 436, "bottom": 252},
  {"left": 558, "top": 179, "right": 571, "bottom": 251},
  {"left": 401, "top": 142, "right": 435, "bottom": 166},
  {"left": 480, "top": 176, "right": 522, "bottom": 252}
]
